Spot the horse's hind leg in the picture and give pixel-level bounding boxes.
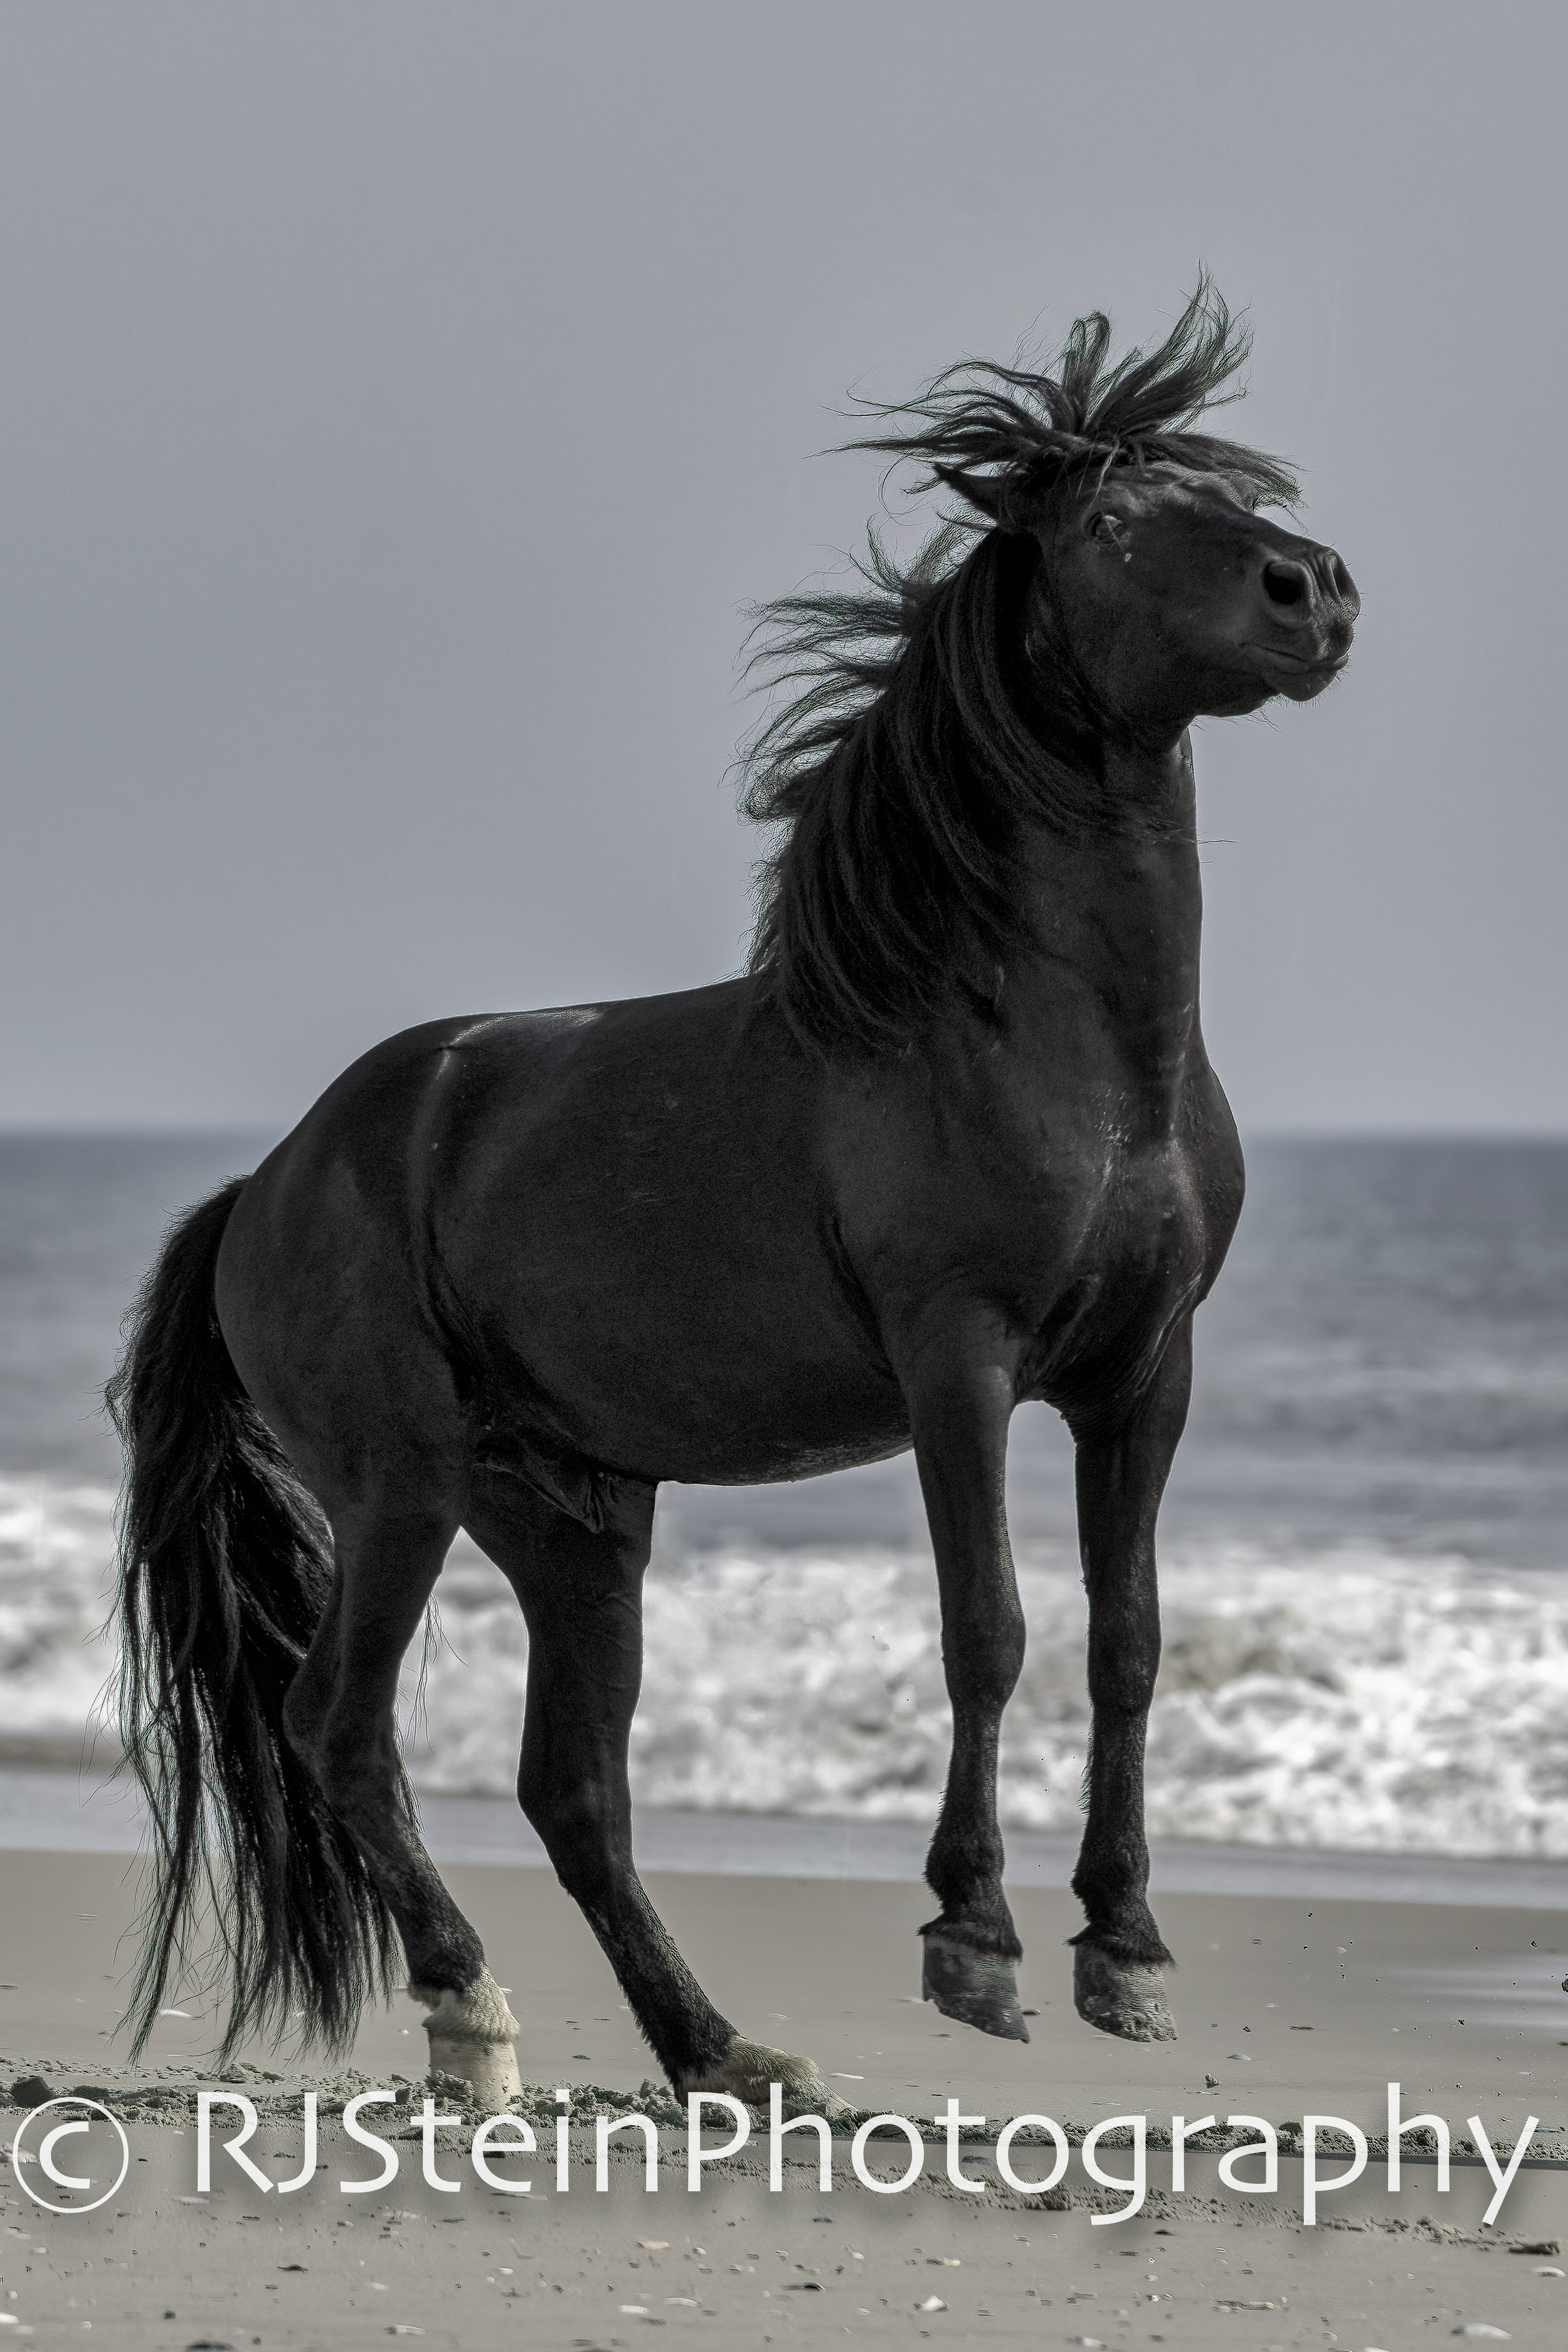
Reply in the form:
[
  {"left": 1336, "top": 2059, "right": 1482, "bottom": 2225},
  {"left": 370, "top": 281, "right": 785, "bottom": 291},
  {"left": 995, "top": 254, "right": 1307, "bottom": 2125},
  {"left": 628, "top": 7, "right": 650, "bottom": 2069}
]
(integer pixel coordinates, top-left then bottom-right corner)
[
  {"left": 283, "top": 1501, "right": 522, "bottom": 2103},
  {"left": 1067, "top": 1323, "right": 1192, "bottom": 2044},
  {"left": 465, "top": 1473, "right": 838, "bottom": 2106}
]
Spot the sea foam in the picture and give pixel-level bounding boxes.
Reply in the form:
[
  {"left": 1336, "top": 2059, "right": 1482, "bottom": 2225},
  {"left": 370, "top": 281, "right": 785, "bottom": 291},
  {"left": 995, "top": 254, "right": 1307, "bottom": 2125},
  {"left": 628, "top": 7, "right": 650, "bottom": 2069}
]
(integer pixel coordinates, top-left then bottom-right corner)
[
  {"left": 413, "top": 1534, "right": 1568, "bottom": 1860},
  {"left": 6, "top": 1473, "right": 1567, "bottom": 1859}
]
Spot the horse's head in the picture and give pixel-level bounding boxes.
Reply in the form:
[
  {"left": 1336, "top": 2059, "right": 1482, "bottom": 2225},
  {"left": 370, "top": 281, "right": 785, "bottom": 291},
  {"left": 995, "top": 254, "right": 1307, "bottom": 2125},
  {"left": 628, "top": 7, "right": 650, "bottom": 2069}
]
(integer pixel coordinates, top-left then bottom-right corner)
[
  {"left": 740, "top": 283, "right": 1364, "bottom": 1046},
  {"left": 1036, "top": 460, "right": 1359, "bottom": 739},
  {"left": 831, "top": 277, "right": 1359, "bottom": 753}
]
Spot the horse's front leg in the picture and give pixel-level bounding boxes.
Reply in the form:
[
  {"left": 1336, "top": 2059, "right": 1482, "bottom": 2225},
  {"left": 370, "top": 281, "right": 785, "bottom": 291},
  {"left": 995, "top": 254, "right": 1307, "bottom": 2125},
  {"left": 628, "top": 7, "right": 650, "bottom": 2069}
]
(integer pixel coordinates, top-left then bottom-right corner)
[
  {"left": 1068, "top": 1319, "right": 1192, "bottom": 2043},
  {"left": 908, "top": 1355, "right": 1030, "bottom": 2040}
]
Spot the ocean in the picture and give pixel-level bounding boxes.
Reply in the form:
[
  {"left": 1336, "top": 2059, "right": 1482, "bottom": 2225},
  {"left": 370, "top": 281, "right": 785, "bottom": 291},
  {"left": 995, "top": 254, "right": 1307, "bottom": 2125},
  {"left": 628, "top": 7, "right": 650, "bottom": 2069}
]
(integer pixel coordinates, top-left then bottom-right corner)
[{"left": 2, "top": 1131, "right": 1566, "bottom": 1859}]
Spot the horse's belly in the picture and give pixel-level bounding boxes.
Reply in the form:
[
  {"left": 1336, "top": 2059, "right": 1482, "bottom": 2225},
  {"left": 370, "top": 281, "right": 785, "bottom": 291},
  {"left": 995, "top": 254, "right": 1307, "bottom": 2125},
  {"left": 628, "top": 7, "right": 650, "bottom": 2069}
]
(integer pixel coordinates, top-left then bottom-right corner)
[
  {"left": 477, "top": 1399, "right": 913, "bottom": 1496},
  {"left": 462, "top": 1206, "right": 912, "bottom": 1488},
  {"left": 475, "top": 1322, "right": 912, "bottom": 1490}
]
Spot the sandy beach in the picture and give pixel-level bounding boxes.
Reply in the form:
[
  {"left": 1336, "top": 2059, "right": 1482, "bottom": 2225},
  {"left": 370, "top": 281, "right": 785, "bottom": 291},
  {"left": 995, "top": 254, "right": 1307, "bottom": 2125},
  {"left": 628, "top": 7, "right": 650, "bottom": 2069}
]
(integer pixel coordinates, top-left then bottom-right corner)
[{"left": 4, "top": 1818, "right": 1566, "bottom": 2349}]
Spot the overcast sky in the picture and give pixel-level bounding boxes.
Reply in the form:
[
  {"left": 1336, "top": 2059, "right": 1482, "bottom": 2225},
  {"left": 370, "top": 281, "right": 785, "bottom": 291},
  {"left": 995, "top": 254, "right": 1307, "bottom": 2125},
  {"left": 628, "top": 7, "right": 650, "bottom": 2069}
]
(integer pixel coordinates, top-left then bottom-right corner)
[{"left": 1, "top": 1, "right": 1563, "bottom": 1132}]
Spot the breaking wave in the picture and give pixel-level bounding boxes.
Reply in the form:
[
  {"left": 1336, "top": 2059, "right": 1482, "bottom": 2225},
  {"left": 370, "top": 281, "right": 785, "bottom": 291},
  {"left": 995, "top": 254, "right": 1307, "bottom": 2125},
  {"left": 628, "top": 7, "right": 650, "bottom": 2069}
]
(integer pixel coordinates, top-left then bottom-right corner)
[
  {"left": 416, "top": 1532, "right": 1568, "bottom": 1860},
  {"left": 6, "top": 1473, "right": 1567, "bottom": 1859},
  {"left": 0, "top": 1477, "right": 119, "bottom": 1755}
]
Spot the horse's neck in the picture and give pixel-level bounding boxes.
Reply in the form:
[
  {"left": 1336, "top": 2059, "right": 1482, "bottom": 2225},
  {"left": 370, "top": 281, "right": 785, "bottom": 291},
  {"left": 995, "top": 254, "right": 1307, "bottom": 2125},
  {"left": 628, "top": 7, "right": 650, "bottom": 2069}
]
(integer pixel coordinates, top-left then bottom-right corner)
[{"left": 1005, "top": 738, "right": 1207, "bottom": 1123}]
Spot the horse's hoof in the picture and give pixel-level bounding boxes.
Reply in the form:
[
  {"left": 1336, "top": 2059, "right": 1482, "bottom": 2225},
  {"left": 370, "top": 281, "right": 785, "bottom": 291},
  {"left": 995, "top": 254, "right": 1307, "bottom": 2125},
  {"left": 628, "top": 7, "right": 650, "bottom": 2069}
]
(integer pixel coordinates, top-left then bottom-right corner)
[
  {"left": 410, "top": 1967, "right": 524, "bottom": 2106},
  {"left": 1073, "top": 1945, "right": 1176, "bottom": 2043},
  {"left": 921, "top": 1929, "right": 1029, "bottom": 2041},
  {"left": 678, "top": 2036, "right": 850, "bottom": 2117}
]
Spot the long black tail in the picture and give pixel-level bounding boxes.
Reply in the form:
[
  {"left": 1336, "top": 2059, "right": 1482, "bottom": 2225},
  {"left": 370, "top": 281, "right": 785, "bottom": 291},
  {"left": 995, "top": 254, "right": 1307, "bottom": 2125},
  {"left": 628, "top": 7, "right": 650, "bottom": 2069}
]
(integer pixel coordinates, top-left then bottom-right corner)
[{"left": 108, "top": 1179, "right": 401, "bottom": 2062}]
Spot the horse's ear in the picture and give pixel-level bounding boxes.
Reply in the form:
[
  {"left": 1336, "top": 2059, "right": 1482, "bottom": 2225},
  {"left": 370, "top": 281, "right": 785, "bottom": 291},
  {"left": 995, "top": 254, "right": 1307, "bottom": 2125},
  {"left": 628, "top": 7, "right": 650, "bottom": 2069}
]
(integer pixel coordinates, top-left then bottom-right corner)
[
  {"left": 933, "top": 460, "right": 1052, "bottom": 533},
  {"left": 933, "top": 463, "right": 1007, "bottom": 521}
]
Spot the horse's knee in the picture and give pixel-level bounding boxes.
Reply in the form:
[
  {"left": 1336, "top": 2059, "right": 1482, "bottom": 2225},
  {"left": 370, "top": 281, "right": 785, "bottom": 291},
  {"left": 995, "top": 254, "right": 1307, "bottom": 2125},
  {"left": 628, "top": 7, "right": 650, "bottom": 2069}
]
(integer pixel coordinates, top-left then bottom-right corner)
[
  {"left": 945, "top": 1607, "right": 1026, "bottom": 1717},
  {"left": 951, "top": 1655, "right": 1024, "bottom": 1717},
  {"left": 1086, "top": 1646, "right": 1159, "bottom": 1719}
]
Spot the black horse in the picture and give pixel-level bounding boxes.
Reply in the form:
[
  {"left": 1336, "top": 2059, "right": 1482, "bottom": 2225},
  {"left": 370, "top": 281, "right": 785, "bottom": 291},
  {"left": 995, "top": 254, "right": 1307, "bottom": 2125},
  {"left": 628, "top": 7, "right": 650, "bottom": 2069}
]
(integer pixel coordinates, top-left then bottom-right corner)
[{"left": 110, "top": 284, "right": 1357, "bottom": 2106}]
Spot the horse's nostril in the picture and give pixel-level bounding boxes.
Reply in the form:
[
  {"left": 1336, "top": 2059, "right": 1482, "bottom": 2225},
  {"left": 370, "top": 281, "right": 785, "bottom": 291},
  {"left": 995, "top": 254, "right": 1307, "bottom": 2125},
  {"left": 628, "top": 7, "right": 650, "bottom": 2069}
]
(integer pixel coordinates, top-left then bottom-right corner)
[
  {"left": 1262, "top": 561, "right": 1310, "bottom": 608},
  {"left": 1328, "top": 553, "right": 1360, "bottom": 611}
]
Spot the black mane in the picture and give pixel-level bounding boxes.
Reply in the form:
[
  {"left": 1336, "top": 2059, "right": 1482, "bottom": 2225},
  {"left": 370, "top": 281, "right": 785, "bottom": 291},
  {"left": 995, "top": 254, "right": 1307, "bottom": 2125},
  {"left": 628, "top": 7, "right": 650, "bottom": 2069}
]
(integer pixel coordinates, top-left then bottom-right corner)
[{"left": 740, "top": 280, "right": 1298, "bottom": 1054}]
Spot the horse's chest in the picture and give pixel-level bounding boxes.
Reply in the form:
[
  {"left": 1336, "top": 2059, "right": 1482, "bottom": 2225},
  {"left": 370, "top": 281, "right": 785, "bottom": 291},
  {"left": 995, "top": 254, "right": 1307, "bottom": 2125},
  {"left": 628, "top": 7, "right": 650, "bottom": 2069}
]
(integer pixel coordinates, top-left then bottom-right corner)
[
  {"left": 832, "top": 1051, "right": 1241, "bottom": 1411},
  {"left": 1014, "top": 1145, "right": 1228, "bottom": 1399}
]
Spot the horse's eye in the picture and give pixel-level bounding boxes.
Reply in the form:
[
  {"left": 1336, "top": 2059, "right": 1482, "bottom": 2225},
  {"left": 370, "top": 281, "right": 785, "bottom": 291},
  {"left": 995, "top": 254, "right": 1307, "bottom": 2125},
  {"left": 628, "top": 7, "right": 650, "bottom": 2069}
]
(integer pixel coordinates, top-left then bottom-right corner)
[{"left": 1088, "top": 512, "right": 1122, "bottom": 541}]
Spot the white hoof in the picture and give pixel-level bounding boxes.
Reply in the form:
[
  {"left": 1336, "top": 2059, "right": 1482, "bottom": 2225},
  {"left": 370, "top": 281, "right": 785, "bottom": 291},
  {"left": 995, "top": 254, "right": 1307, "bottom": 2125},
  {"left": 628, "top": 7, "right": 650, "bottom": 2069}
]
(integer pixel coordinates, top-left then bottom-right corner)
[
  {"left": 410, "top": 1967, "right": 522, "bottom": 2104},
  {"left": 679, "top": 2035, "right": 851, "bottom": 2118}
]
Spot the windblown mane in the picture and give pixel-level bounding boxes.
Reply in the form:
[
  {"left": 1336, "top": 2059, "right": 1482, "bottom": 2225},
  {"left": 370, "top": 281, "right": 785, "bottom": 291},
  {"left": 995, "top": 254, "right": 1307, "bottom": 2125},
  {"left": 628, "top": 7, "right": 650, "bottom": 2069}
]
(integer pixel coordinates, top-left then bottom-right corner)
[{"left": 740, "top": 278, "right": 1298, "bottom": 1054}]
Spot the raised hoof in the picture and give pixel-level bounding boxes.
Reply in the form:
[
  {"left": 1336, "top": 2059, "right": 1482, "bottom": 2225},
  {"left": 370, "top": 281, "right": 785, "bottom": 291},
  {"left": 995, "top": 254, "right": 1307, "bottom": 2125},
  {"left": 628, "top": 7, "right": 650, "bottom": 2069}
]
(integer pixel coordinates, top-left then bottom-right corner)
[
  {"left": 410, "top": 1967, "right": 523, "bottom": 2106},
  {"left": 1073, "top": 1944, "right": 1177, "bottom": 2043},
  {"left": 678, "top": 2036, "right": 850, "bottom": 2118},
  {"left": 921, "top": 1929, "right": 1029, "bottom": 2041}
]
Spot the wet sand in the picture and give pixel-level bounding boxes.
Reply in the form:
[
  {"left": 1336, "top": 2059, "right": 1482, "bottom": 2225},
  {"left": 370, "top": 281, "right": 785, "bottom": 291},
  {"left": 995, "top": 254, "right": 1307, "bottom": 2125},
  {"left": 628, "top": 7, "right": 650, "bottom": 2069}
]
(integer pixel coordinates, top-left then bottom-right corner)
[{"left": 3, "top": 1846, "right": 1566, "bottom": 2347}]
